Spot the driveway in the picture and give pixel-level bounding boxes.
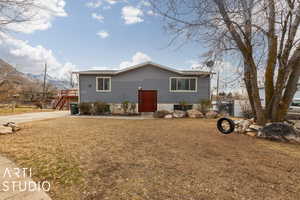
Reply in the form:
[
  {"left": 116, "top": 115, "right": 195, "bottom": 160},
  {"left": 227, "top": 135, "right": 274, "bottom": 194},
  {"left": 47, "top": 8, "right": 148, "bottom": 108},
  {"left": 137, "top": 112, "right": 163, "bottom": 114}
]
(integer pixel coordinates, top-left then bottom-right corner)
[{"left": 0, "top": 111, "right": 69, "bottom": 124}]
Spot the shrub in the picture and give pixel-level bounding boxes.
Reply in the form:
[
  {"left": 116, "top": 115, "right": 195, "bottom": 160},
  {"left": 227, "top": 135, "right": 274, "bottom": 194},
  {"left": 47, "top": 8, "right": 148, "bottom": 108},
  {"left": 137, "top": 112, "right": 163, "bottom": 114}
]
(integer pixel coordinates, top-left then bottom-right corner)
[
  {"left": 154, "top": 110, "right": 170, "bottom": 118},
  {"left": 79, "top": 102, "right": 92, "bottom": 115},
  {"left": 121, "top": 101, "right": 130, "bottom": 113},
  {"left": 34, "top": 101, "right": 43, "bottom": 109},
  {"left": 94, "top": 102, "right": 110, "bottom": 115},
  {"left": 199, "top": 99, "right": 212, "bottom": 114},
  {"left": 130, "top": 103, "right": 136, "bottom": 113}
]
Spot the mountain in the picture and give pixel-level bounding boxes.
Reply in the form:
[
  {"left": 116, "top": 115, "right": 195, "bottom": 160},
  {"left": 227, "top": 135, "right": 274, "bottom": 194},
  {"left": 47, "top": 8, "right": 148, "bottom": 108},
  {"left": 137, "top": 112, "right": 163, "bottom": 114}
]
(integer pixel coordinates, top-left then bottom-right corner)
[
  {"left": 0, "top": 58, "right": 71, "bottom": 88},
  {"left": 0, "top": 59, "right": 39, "bottom": 102},
  {"left": 26, "top": 73, "right": 71, "bottom": 90},
  {"left": 0, "top": 59, "right": 71, "bottom": 102},
  {"left": 0, "top": 59, "right": 32, "bottom": 83}
]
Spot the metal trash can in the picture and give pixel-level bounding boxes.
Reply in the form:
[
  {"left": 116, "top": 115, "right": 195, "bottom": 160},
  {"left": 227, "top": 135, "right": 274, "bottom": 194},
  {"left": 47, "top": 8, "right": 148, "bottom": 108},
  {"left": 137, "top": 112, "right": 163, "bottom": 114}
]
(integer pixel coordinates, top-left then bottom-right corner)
[{"left": 70, "top": 103, "right": 79, "bottom": 115}]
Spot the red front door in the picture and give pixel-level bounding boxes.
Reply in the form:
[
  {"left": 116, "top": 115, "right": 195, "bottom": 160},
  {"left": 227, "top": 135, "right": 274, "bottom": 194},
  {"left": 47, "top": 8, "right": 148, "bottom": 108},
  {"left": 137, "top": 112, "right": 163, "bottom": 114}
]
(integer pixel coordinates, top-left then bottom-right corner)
[{"left": 138, "top": 90, "right": 157, "bottom": 112}]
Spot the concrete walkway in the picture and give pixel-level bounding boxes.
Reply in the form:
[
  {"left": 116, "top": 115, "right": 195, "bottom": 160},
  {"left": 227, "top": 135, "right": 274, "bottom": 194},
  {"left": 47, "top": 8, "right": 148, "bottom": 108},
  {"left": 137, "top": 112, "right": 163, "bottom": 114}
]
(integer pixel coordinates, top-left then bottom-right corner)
[
  {"left": 0, "top": 111, "right": 69, "bottom": 125},
  {"left": 0, "top": 111, "right": 69, "bottom": 200},
  {"left": 0, "top": 157, "right": 51, "bottom": 200},
  {"left": 70, "top": 115, "right": 154, "bottom": 120}
]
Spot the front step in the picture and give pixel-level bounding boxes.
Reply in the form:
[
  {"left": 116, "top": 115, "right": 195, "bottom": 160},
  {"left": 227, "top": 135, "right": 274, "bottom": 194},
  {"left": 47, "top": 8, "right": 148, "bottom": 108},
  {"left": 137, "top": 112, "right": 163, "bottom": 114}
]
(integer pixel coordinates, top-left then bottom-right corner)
[{"left": 140, "top": 112, "right": 154, "bottom": 118}]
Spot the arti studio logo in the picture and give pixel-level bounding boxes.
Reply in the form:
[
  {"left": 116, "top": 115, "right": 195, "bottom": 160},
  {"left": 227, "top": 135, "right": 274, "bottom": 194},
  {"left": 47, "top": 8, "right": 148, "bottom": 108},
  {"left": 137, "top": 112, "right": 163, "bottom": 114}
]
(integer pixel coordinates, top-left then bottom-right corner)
[{"left": 0, "top": 168, "right": 50, "bottom": 192}]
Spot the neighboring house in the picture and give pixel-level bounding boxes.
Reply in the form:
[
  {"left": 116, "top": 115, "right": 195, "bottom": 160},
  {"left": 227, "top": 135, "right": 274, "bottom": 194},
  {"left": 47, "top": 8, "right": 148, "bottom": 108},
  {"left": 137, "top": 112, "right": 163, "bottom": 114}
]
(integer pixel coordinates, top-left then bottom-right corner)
[
  {"left": 259, "top": 83, "right": 300, "bottom": 106},
  {"left": 76, "top": 62, "right": 212, "bottom": 112}
]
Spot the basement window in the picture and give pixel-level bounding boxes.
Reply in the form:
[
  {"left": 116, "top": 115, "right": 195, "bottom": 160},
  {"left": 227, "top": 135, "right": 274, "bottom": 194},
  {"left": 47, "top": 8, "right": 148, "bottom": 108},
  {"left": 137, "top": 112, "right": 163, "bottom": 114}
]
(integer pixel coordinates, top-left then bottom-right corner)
[{"left": 174, "top": 104, "right": 193, "bottom": 111}]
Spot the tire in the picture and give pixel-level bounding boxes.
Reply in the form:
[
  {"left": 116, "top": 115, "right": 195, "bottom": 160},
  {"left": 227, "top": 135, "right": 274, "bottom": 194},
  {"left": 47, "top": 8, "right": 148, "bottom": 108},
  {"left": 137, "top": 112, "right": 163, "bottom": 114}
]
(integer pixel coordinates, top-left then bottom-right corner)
[{"left": 217, "top": 118, "right": 235, "bottom": 134}]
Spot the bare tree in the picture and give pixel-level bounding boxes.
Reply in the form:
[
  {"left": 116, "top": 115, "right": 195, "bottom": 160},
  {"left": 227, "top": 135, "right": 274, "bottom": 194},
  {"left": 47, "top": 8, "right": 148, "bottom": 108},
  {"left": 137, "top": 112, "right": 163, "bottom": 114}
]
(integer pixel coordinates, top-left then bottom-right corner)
[{"left": 150, "top": 0, "right": 300, "bottom": 124}]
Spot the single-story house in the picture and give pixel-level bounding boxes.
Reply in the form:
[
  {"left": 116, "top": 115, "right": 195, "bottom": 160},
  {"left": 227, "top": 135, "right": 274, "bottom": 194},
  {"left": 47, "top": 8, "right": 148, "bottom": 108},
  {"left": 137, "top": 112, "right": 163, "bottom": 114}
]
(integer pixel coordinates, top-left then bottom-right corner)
[{"left": 75, "top": 62, "right": 212, "bottom": 112}]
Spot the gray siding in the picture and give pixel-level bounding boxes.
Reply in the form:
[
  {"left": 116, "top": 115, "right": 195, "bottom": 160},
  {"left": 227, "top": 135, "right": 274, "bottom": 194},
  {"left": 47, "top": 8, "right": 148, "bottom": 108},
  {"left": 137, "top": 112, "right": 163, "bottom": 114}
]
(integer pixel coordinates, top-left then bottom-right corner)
[{"left": 79, "top": 64, "right": 210, "bottom": 104}]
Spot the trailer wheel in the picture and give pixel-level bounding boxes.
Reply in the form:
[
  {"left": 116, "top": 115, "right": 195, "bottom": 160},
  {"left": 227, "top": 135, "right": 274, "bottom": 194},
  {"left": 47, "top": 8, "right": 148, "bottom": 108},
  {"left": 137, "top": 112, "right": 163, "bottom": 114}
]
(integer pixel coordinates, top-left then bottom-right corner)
[{"left": 217, "top": 118, "right": 235, "bottom": 134}]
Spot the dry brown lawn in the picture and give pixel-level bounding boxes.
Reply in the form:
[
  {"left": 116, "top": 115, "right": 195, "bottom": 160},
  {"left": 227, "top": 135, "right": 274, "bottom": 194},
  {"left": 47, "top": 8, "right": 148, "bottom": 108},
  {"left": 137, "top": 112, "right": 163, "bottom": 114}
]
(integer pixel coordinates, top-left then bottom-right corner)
[
  {"left": 0, "top": 118, "right": 300, "bottom": 200},
  {"left": 0, "top": 107, "right": 54, "bottom": 116}
]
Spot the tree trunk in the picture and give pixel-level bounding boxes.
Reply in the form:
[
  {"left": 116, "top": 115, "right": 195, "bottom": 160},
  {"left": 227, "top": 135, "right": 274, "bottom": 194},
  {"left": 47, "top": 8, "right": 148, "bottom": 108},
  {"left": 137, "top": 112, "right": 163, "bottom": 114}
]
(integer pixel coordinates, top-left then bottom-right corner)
[
  {"left": 245, "top": 56, "right": 266, "bottom": 125},
  {"left": 273, "top": 46, "right": 300, "bottom": 121},
  {"left": 265, "top": 0, "right": 277, "bottom": 118},
  {"left": 244, "top": 62, "right": 256, "bottom": 117}
]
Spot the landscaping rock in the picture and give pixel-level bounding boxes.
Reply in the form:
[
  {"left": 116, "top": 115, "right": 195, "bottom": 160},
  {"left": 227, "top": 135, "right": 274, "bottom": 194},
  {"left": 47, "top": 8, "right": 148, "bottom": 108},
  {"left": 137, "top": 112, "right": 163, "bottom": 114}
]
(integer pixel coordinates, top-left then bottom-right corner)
[
  {"left": 0, "top": 126, "right": 13, "bottom": 135},
  {"left": 3, "top": 122, "right": 21, "bottom": 132},
  {"left": 234, "top": 119, "right": 257, "bottom": 134},
  {"left": 173, "top": 110, "right": 186, "bottom": 118},
  {"left": 219, "top": 111, "right": 229, "bottom": 117},
  {"left": 249, "top": 124, "right": 263, "bottom": 131},
  {"left": 205, "top": 111, "right": 218, "bottom": 119},
  {"left": 186, "top": 109, "right": 204, "bottom": 118},
  {"left": 164, "top": 114, "right": 173, "bottom": 119},
  {"left": 258, "top": 123, "right": 300, "bottom": 143},
  {"left": 293, "top": 120, "right": 300, "bottom": 130},
  {"left": 241, "top": 120, "right": 251, "bottom": 132},
  {"left": 234, "top": 119, "right": 251, "bottom": 133},
  {"left": 249, "top": 118, "right": 255, "bottom": 123},
  {"left": 246, "top": 131, "right": 257, "bottom": 137},
  {"left": 154, "top": 110, "right": 171, "bottom": 118}
]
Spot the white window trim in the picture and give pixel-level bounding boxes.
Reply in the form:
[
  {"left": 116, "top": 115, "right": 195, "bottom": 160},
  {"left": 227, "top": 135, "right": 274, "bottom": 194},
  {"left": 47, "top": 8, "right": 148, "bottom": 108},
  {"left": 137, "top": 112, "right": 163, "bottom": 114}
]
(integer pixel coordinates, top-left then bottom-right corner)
[
  {"left": 169, "top": 77, "right": 198, "bottom": 93},
  {"left": 96, "top": 76, "right": 111, "bottom": 92}
]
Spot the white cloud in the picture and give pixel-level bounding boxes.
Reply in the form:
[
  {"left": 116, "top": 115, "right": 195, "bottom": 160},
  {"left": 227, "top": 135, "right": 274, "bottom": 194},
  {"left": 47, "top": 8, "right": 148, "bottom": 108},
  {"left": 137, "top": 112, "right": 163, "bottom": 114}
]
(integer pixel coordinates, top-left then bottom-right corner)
[
  {"left": 86, "top": 1, "right": 102, "bottom": 8},
  {"left": 0, "top": 33, "right": 76, "bottom": 80},
  {"left": 103, "top": 5, "right": 112, "bottom": 10},
  {"left": 189, "top": 60, "right": 204, "bottom": 70},
  {"left": 0, "top": 0, "right": 74, "bottom": 80},
  {"left": 139, "top": 0, "right": 151, "bottom": 7},
  {"left": 105, "top": 0, "right": 119, "bottom": 4},
  {"left": 91, "top": 13, "right": 104, "bottom": 22},
  {"left": 147, "top": 10, "right": 156, "bottom": 16},
  {"left": 5, "top": 0, "right": 67, "bottom": 34},
  {"left": 122, "top": 6, "right": 144, "bottom": 24},
  {"left": 120, "top": 52, "right": 151, "bottom": 68},
  {"left": 97, "top": 31, "right": 109, "bottom": 38}
]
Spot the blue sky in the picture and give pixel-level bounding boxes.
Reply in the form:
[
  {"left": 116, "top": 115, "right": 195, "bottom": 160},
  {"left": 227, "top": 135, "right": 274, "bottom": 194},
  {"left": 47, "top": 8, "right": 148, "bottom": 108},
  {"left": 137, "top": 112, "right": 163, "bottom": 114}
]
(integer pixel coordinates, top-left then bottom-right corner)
[
  {"left": 0, "top": 0, "right": 243, "bottom": 93},
  {"left": 0, "top": 0, "right": 207, "bottom": 79}
]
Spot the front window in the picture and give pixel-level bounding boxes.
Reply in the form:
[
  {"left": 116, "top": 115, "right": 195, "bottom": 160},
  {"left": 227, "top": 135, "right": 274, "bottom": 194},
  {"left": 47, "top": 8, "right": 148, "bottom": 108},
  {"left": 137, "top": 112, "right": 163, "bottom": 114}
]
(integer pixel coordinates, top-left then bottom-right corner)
[
  {"left": 170, "top": 77, "right": 197, "bottom": 92},
  {"left": 96, "top": 77, "right": 111, "bottom": 92}
]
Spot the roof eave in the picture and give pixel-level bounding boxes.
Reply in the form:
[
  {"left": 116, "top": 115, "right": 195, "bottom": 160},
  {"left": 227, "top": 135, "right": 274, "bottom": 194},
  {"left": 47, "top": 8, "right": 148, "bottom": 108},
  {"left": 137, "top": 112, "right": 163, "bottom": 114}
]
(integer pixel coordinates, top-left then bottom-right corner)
[
  {"left": 73, "top": 72, "right": 117, "bottom": 75},
  {"left": 73, "top": 61, "right": 215, "bottom": 76}
]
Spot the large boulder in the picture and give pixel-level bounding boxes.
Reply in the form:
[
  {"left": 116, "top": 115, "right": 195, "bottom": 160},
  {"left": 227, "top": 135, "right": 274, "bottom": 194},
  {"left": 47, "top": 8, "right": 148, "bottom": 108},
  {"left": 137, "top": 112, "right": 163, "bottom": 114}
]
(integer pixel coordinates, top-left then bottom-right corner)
[
  {"left": 246, "top": 131, "right": 257, "bottom": 137},
  {"left": 258, "top": 123, "right": 300, "bottom": 143},
  {"left": 3, "top": 122, "right": 21, "bottom": 132},
  {"left": 249, "top": 124, "right": 263, "bottom": 131},
  {"left": 186, "top": 109, "right": 204, "bottom": 118},
  {"left": 164, "top": 114, "right": 173, "bottom": 119},
  {"left": 0, "top": 126, "right": 13, "bottom": 135},
  {"left": 205, "top": 111, "right": 218, "bottom": 119},
  {"left": 173, "top": 110, "right": 186, "bottom": 118}
]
